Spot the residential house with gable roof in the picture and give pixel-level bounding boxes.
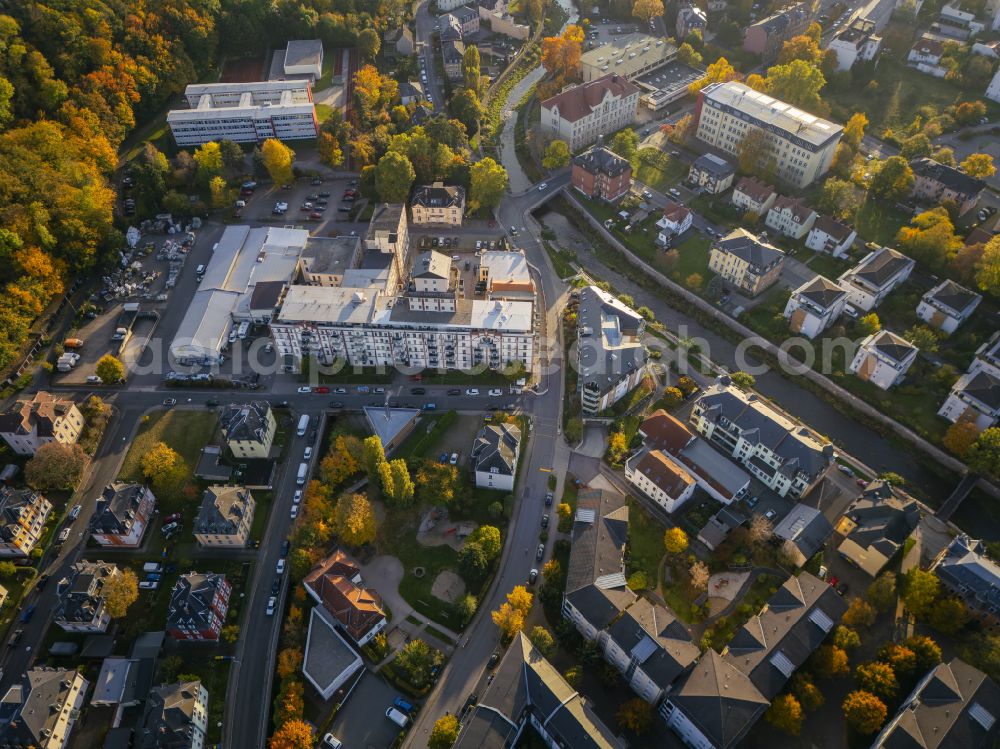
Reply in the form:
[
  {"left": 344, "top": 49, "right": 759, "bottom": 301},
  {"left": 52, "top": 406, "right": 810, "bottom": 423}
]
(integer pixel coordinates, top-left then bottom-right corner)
[
  {"left": 54, "top": 560, "right": 120, "bottom": 633},
  {"left": 471, "top": 422, "right": 521, "bottom": 491},
  {"left": 917, "top": 278, "right": 982, "bottom": 334},
  {"left": 303, "top": 549, "right": 387, "bottom": 645},
  {"left": 872, "top": 658, "right": 1000, "bottom": 748},
  {"left": 690, "top": 377, "right": 834, "bottom": 498},
  {"left": 166, "top": 572, "right": 231, "bottom": 642},
  {"left": 805, "top": 215, "right": 857, "bottom": 257},
  {"left": 743, "top": 1, "right": 815, "bottom": 61},
  {"left": 765, "top": 195, "right": 818, "bottom": 239},
  {"left": 708, "top": 229, "right": 786, "bottom": 297},
  {"left": 194, "top": 485, "right": 255, "bottom": 548},
  {"left": 836, "top": 480, "right": 919, "bottom": 576},
  {"left": 453, "top": 632, "right": 626, "bottom": 749},
  {"left": 783, "top": 275, "right": 849, "bottom": 338},
  {"left": 688, "top": 153, "right": 736, "bottom": 195},
  {"left": 731, "top": 177, "right": 777, "bottom": 216},
  {"left": 0, "top": 667, "right": 89, "bottom": 749},
  {"left": 662, "top": 572, "right": 846, "bottom": 748},
  {"left": 910, "top": 156, "right": 986, "bottom": 214},
  {"left": 849, "top": 329, "right": 918, "bottom": 390},
  {"left": 90, "top": 483, "right": 156, "bottom": 548},
  {"left": 576, "top": 285, "right": 648, "bottom": 415},
  {"left": 624, "top": 449, "right": 697, "bottom": 513},
  {"left": 838, "top": 245, "right": 915, "bottom": 311},
  {"left": 933, "top": 534, "right": 1000, "bottom": 624},
  {"left": 541, "top": 74, "right": 641, "bottom": 150},
  {"left": 219, "top": 401, "right": 275, "bottom": 459},
  {"left": 938, "top": 335, "right": 1000, "bottom": 429},
  {"left": 411, "top": 182, "right": 466, "bottom": 226},
  {"left": 0, "top": 391, "right": 84, "bottom": 456},
  {"left": 138, "top": 680, "right": 209, "bottom": 749},
  {"left": 0, "top": 488, "right": 52, "bottom": 557},
  {"left": 572, "top": 144, "right": 634, "bottom": 202},
  {"left": 657, "top": 202, "right": 693, "bottom": 245}
]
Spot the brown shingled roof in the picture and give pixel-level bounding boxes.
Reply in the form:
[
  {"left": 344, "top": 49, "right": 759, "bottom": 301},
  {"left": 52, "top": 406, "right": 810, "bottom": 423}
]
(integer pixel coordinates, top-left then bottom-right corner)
[
  {"left": 541, "top": 73, "right": 640, "bottom": 123},
  {"left": 639, "top": 410, "right": 693, "bottom": 453},
  {"left": 734, "top": 176, "right": 776, "bottom": 204},
  {"left": 634, "top": 451, "right": 696, "bottom": 498}
]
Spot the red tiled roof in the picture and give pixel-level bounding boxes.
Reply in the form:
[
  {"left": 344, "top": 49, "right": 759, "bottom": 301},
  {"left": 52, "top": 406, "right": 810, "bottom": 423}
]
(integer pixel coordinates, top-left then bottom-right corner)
[
  {"left": 639, "top": 410, "right": 693, "bottom": 453},
  {"left": 634, "top": 451, "right": 695, "bottom": 498},
  {"left": 734, "top": 176, "right": 776, "bottom": 204},
  {"left": 541, "top": 74, "right": 640, "bottom": 123}
]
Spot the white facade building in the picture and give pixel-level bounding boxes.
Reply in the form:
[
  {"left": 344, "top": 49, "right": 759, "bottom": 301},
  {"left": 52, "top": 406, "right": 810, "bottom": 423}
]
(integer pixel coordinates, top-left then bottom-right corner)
[
  {"left": 167, "top": 81, "right": 318, "bottom": 146},
  {"left": 837, "top": 246, "right": 915, "bottom": 311},
  {"left": 916, "top": 279, "right": 982, "bottom": 334},
  {"left": 849, "top": 330, "right": 918, "bottom": 390},
  {"left": 540, "top": 74, "right": 640, "bottom": 151},
  {"left": 805, "top": 216, "right": 857, "bottom": 257},
  {"left": 580, "top": 34, "right": 677, "bottom": 82},
  {"left": 783, "top": 275, "right": 849, "bottom": 339},
  {"left": 765, "top": 195, "right": 818, "bottom": 239},
  {"left": 828, "top": 19, "right": 882, "bottom": 70},
  {"left": 695, "top": 82, "right": 844, "bottom": 188},
  {"left": 989, "top": 68, "right": 1000, "bottom": 103},
  {"left": 0, "top": 391, "right": 84, "bottom": 457},
  {"left": 624, "top": 449, "right": 696, "bottom": 513}
]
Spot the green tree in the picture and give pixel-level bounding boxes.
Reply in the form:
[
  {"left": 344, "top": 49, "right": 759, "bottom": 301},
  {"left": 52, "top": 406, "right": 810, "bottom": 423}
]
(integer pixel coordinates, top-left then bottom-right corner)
[
  {"left": 610, "top": 128, "right": 639, "bottom": 163},
  {"left": 967, "top": 428, "right": 1000, "bottom": 477},
  {"left": 866, "top": 571, "right": 897, "bottom": 612},
  {"left": 542, "top": 139, "right": 570, "bottom": 169},
  {"left": 927, "top": 596, "right": 969, "bottom": 635},
  {"left": 905, "top": 635, "right": 942, "bottom": 671},
  {"left": 379, "top": 458, "right": 414, "bottom": 505},
  {"left": 24, "top": 443, "right": 87, "bottom": 490},
  {"left": 529, "top": 625, "right": 555, "bottom": 656},
  {"left": 429, "top": 714, "right": 459, "bottom": 748},
  {"left": 469, "top": 525, "right": 502, "bottom": 560},
  {"left": 0, "top": 561, "right": 16, "bottom": 578},
  {"left": 358, "top": 28, "right": 381, "bottom": 61},
  {"left": 895, "top": 208, "right": 962, "bottom": 273},
  {"left": 833, "top": 625, "right": 861, "bottom": 651},
  {"left": 468, "top": 157, "right": 508, "bottom": 212},
  {"left": 454, "top": 593, "right": 478, "bottom": 625},
  {"left": 842, "top": 690, "right": 887, "bottom": 734},
  {"left": 765, "top": 693, "right": 803, "bottom": 735},
  {"left": 677, "top": 42, "right": 702, "bottom": 67},
  {"left": 843, "top": 112, "right": 868, "bottom": 150},
  {"left": 449, "top": 88, "right": 482, "bottom": 135},
  {"left": 459, "top": 541, "right": 489, "bottom": 583},
  {"left": 737, "top": 128, "right": 772, "bottom": 177},
  {"left": 869, "top": 156, "right": 914, "bottom": 200},
  {"left": 730, "top": 371, "right": 755, "bottom": 389},
  {"left": 374, "top": 151, "right": 416, "bottom": 203},
  {"left": 361, "top": 436, "right": 386, "bottom": 480},
  {"left": 903, "top": 324, "right": 941, "bottom": 353},
  {"left": 616, "top": 696, "right": 654, "bottom": 734},
  {"left": 764, "top": 59, "right": 826, "bottom": 110},
  {"left": 462, "top": 45, "right": 481, "bottom": 94},
  {"left": 395, "top": 638, "right": 443, "bottom": 687},
  {"left": 96, "top": 354, "right": 125, "bottom": 383},
  {"left": 858, "top": 313, "right": 881, "bottom": 336},
  {"left": 818, "top": 177, "right": 861, "bottom": 220},
  {"left": 902, "top": 568, "right": 940, "bottom": 618},
  {"left": 260, "top": 139, "right": 295, "bottom": 185}
]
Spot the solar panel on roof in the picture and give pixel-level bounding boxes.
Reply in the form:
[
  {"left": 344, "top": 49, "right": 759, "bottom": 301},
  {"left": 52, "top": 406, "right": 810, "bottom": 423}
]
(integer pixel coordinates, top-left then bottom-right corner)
[
  {"left": 970, "top": 702, "right": 996, "bottom": 731},
  {"left": 631, "top": 635, "right": 659, "bottom": 663},
  {"left": 770, "top": 650, "right": 795, "bottom": 677},
  {"left": 808, "top": 608, "right": 834, "bottom": 632},
  {"left": 576, "top": 509, "right": 596, "bottom": 523}
]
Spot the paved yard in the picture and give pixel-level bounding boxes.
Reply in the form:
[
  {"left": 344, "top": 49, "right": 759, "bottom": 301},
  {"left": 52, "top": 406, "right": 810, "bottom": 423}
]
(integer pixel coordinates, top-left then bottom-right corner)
[
  {"left": 326, "top": 671, "right": 404, "bottom": 749},
  {"left": 425, "top": 414, "right": 486, "bottom": 468}
]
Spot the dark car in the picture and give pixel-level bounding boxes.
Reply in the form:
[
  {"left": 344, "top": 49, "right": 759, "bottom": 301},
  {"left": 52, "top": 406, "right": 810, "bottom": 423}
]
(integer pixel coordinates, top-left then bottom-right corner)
[
  {"left": 318, "top": 191, "right": 331, "bottom": 198},
  {"left": 206, "top": 399, "right": 219, "bottom": 407},
  {"left": 535, "top": 544, "right": 544, "bottom": 561},
  {"left": 280, "top": 540, "right": 290, "bottom": 558},
  {"left": 545, "top": 492, "right": 553, "bottom": 507},
  {"left": 541, "top": 514, "right": 549, "bottom": 529},
  {"left": 36, "top": 575, "right": 50, "bottom": 591},
  {"left": 271, "top": 577, "right": 281, "bottom": 595},
  {"left": 447, "top": 388, "right": 461, "bottom": 395},
  {"left": 836, "top": 582, "right": 849, "bottom": 596},
  {"left": 461, "top": 694, "right": 478, "bottom": 715},
  {"left": 488, "top": 651, "right": 500, "bottom": 669},
  {"left": 410, "top": 387, "right": 426, "bottom": 395},
  {"left": 20, "top": 606, "right": 36, "bottom": 623},
  {"left": 329, "top": 401, "right": 344, "bottom": 409},
  {"left": 11, "top": 629, "right": 23, "bottom": 644}
]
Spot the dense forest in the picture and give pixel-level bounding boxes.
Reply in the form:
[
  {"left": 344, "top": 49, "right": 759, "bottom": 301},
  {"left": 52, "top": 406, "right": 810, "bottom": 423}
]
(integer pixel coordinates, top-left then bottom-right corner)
[{"left": 0, "top": 0, "right": 407, "bottom": 372}]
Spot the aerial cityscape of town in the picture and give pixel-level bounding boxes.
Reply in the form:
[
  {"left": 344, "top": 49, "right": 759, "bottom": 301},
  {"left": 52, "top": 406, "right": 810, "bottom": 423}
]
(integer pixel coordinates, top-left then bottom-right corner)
[{"left": 0, "top": 0, "right": 1000, "bottom": 747}]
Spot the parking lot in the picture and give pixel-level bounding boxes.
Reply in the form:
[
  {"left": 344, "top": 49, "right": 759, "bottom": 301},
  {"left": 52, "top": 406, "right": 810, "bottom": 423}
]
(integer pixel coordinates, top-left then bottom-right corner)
[
  {"left": 242, "top": 175, "right": 365, "bottom": 237},
  {"left": 325, "top": 671, "right": 406, "bottom": 749}
]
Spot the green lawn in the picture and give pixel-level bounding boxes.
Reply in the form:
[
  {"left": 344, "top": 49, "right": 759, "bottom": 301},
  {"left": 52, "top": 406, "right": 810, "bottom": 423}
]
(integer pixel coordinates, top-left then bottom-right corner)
[
  {"left": 315, "top": 103, "right": 335, "bottom": 124},
  {"left": 393, "top": 411, "right": 458, "bottom": 461},
  {"left": 669, "top": 234, "right": 713, "bottom": 287},
  {"left": 855, "top": 199, "right": 911, "bottom": 247},
  {"left": 250, "top": 491, "right": 274, "bottom": 541},
  {"left": 626, "top": 500, "right": 664, "bottom": 588},
  {"left": 803, "top": 250, "right": 851, "bottom": 280},
  {"left": 741, "top": 287, "right": 793, "bottom": 341},
  {"left": 119, "top": 409, "right": 218, "bottom": 486},
  {"left": 632, "top": 148, "right": 686, "bottom": 192}
]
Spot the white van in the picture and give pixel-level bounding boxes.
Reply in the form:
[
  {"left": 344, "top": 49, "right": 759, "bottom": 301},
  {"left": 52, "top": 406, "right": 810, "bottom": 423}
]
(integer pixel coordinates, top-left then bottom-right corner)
[
  {"left": 296, "top": 463, "right": 308, "bottom": 486},
  {"left": 237, "top": 321, "right": 250, "bottom": 339},
  {"left": 195, "top": 264, "right": 205, "bottom": 278},
  {"left": 296, "top": 414, "right": 310, "bottom": 437},
  {"left": 385, "top": 707, "right": 410, "bottom": 728},
  {"left": 142, "top": 562, "right": 163, "bottom": 573}
]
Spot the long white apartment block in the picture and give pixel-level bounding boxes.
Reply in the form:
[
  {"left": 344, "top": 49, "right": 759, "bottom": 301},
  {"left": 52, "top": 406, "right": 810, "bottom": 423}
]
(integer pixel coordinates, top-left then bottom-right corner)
[{"left": 168, "top": 81, "right": 318, "bottom": 146}]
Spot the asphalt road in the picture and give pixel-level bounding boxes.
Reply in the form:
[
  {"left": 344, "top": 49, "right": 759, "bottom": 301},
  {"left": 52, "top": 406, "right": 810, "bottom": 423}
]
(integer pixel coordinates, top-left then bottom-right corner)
[{"left": 415, "top": 0, "right": 445, "bottom": 111}]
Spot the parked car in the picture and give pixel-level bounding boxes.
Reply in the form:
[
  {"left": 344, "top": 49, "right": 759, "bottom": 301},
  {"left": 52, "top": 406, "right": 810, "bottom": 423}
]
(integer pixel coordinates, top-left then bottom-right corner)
[
  {"left": 161, "top": 522, "right": 180, "bottom": 535},
  {"left": 304, "top": 446, "right": 313, "bottom": 459},
  {"left": 293, "top": 490, "right": 303, "bottom": 504},
  {"left": 163, "top": 513, "right": 182, "bottom": 524},
  {"left": 488, "top": 388, "right": 502, "bottom": 397},
  {"left": 545, "top": 492, "right": 554, "bottom": 507},
  {"left": 535, "top": 544, "right": 544, "bottom": 561},
  {"left": 162, "top": 398, "right": 177, "bottom": 407},
  {"left": 466, "top": 388, "right": 479, "bottom": 396},
  {"left": 297, "top": 386, "right": 312, "bottom": 393},
  {"left": 449, "top": 452, "right": 459, "bottom": 465},
  {"left": 410, "top": 387, "right": 426, "bottom": 395},
  {"left": 266, "top": 596, "right": 277, "bottom": 616},
  {"left": 290, "top": 505, "right": 299, "bottom": 519},
  {"left": 393, "top": 697, "right": 414, "bottom": 714},
  {"left": 488, "top": 650, "right": 500, "bottom": 669},
  {"left": 280, "top": 540, "right": 290, "bottom": 557},
  {"left": 447, "top": 388, "right": 461, "bottom": 395},
  {"left": 20, "top": 606, "right": 35, "bottom": 623},
  {"left": 528, "top": 568, "right": 538, "bottom": 584},
  {"left": 58, "top": 528, "right": 71, "bottom": 543},
  {"left": 69, "top": 504, "right": 82, "bottom": 520},
  {"left": 541, "top": 514, "right": 549, "bottom": 529},
  {"left": 276, "top": 559, "right": 286, "bottom": 575},
  {"left": 320, "top": 735, "right": 343, "bottom": 749}
]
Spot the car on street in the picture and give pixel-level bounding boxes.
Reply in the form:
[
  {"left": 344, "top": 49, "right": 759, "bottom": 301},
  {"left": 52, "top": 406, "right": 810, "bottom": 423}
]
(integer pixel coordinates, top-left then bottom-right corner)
[
  {"left": 11, "top": 629, "right": 23, "bottom": 645},
  {"left": 36, "top": 575, "right": 49, "bottom": 591},
  {"left": 545, "top": 492, "right": 553, "bottom": 506},
  {"left": 488, "top": 388, "right": 502, "bottom": 396},
  {"left": 266, "top": 596, "right": 277, "bottom": 616},
  {"left": 642, "top": 189, "right": 653, "bottom": 199},
  {"left": 290, "top": 505, "right": 299, "bottom": 519},
  {"left": 280, "top": 540, "right": 290, "bottom": 557},
  {"left": 393, "top": 698, "right": 414, "bottom": 713},
  {"left": 163, "top": 513, "right": 182, "bottom": 524},
  {"left": 320, "top": 735, "right": 343, "bottom": 749},
  {"left": 161, "top": 522, "right": 180, "bottom": 535},
  {"left": 836, "top": 581, "right": 849, "bottom": 595},
  {"left": 747, "top": 495, "right": 760, "bottom": 508},
  {"left": 69, "top": 504, "right": 82, "bottom": 519},
  {"left": 466, "top": 388, "right": 479, "bottom": 395},
  {"left": 309, "top": 212, "right": 324, "bottom": 220},
  {"left": 334, "top": 387, "right": 347, "bottom": 394},
  {"left": 271, "top": 577, "right": 280, "bottom": 595},
  {"left": 668, "top": 187, "right": 681, "bottom": 198},
  {"left": 276, "top": 559, "right": 286, "bottom": 575},
  {"left": 764, "top": 509, "right": 776, "bottom": 520},
  {"left": 447, "top": 388, "right": 461, "bottom": 395},
  {"left": 541, "top": 514, "right": 549, "bottom": 528},
  {"left": 293, "top": 490, "right": 303, "bottom": 504},
  {"left": 449, "top": 452, "right": 459, "bottom": 465},
  {"left": 528, "top": 568, "right": 538, "bottom": 584},
  {"left": 58, "top": 528, "right": 71, "bottom": 543},
  {"left": 304, "top": 446, "right": 313, "bottom": 459},
  {"left": 20, "top": 606, "right": 35, "bottom": 623},
  {"left": 330, "top": 401, "right": 344, "bottom": 409},
  {"left": 536, "top": 543, "right": 544, "bottom": 561},
  {"left": 162, "top": 398, "right": 177, "bottom": 407},
  {"left": 314, "top": 386, "right": 330, "bottom": 394},
  {"left": 297, "top": 386, "right": 312, "bottom": 393},
  {"left": 410, "top": 387, "right": 426, "bottom": 394},
  {"left": 538, "top": 182, "right": 548, "bottom": 191}
]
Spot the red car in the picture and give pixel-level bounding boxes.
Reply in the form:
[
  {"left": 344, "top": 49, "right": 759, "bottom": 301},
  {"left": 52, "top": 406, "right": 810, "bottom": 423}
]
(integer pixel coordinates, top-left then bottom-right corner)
[
  {"left": 163, "top": 513, "right": 182, "bottom": 524},
  {"left": 314, "top": 386, "right": 330, "bottom": 394},
  {"left": 856, "top": 478, "right": 867, "bottom": 487},
  {"left": 828, "top": 576, "right": 839, "bottom": 587},
  {"left": 309, "top": 212, "right": 323, "bottom": 220}
]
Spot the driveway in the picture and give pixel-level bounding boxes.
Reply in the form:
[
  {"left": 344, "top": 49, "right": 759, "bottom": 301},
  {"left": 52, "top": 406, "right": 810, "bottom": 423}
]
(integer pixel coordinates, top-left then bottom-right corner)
[
  {"left": 326, "top": 671, "right": 404, "bottom": 749},
  {"left": 577, "top": 424, "right": 607, "bottom": 458}
]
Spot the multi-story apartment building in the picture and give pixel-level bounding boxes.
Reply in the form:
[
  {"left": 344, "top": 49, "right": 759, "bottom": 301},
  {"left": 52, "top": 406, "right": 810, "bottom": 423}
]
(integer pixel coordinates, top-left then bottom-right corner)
[
  {"left": 731, "top": 176, "right": 777, "bottom": 216},
  {"left": 408, "top": 250, "right": 458, "bottom": 312},
  {"left": 804, "top": 215, "right": 856, "bottom": 257},
  {"left": 708, "top": 228, "right": 786, "bottom": 297},
  {"left": 220, "top": 401, "right": 275, "bottom": 459},
  {"left": 580, "top": 34, "right": 676, "bottom": 82},
  {"left": 917, "top": 278, "right": 982, "bottom": 334},
  {"left": 836, "top": 480, "right": 919, "bottom": 576},
  {"left": 624, "top": 449, "right": 696, "bottom": 513},
  {"left": 139, "top": 681, "right": 209, "bottom": 749},
  {"left": 576, "top": 285, "right": 647, "bottom": 415},
  {"left": 55, "top": 560, "right": 120, "bottom": 633},
  {"left": 695, "top": 81, "right": 843, "bottom": 188},
  {"left": 541, "top": 74, "right": 641, "bottom": 151},
  {"left": 0, "top": 489, "right": 53, "bottom": 557},
  {"left": 167, "top": 81, "right": 318, "bottom": 147},
  {"left": 676, "top": 4, "right": 708, "bottom": 39},
  {"left": 938, "top": 331, "right": 1000, "bottom": 430},
  {"left": 837, "top": 245, "right": 915, "bottom": 311},
  {"left": 0, "top": 668, "right": 89, "bottom": 749},
  {"left": 166, "top": 573, "right": 231, "bottom": 642},
  {"left": 194, "top": 486, "right": 255, "bottom": 548},
  {"left": 783, "top": 275, "right": 849, "bottom": 339},
  {"left": 442, "top": 39, "right": 465, "bottom": 80},
  {"left": 411, "top": 183, "right": 466, "bottom": 226},
  {"left": 662, "top": 574, "right": 846, "bottom": 749},
  {"left": 471, "top": 423, "right": 521, "bottom": 491},
  {"left": 765, "top": 195, "right": 818, "bottom": 239},
  {"left": 691, "top": 377, "right": 834, "bottom": 498},
  {"left": 571, "top": 144, "right": 633, "bottom": 201},
  {"left": 828, "top": 18, "right": 883, "bottom": 70},
  {"left": 91, "top": 483, "right": 156, "bottom": 548},
  {"left": 687, "top": 153, "right": 735, "bottom": 194},
  {"left": 479, "top": 250, "right": 535, "bottom": 302},
  {"left": 297, "top": 235, "right": 362, "bottom": 287},
  {"left": 743, "top": 1, "right": 815, "bottom": 61},
  {"left": 910, "top": 156, "right": 986, "bottom": 215},
  {"left": 849, "top": 330, "right": 918, "bottom": 390},
  {"left": 933, "top": 535, "right": 1000, "bottom": 625},
  {"left": 0, "top": 391, "right": 84, "bottom": 456}
]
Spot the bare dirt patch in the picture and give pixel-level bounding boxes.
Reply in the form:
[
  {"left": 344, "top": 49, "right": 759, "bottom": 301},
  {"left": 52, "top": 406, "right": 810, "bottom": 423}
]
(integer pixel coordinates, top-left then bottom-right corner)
[
  {"left": 430, "top": 570, "right": 465, "bottom": 604},
  {"left": 416, "top": 507, "right": 475, "bottom": 552}
]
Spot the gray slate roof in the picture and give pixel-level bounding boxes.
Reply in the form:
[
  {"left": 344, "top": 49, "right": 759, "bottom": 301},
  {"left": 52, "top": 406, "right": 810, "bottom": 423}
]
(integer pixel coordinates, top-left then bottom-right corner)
[
  {"left": 194, "top": 485, "right": 253, "bottom": 536},
  {"left": 911, "top": 156, "right": 987, "bottom": 199},
  {"left": 772, "top": 504, "right": 833, "bottom": 560},
  {"left": 796, "top": 275, "right": 847, "bottom": 309},
  {"left": 91, "top": 483, "right": 148, "bottom": 536},
  {"left": 958, "top": 370, "right": 1000, "bottom": 410},
  {"left": 454, "top": 633, "right": 625, "bottom": 749},
  {"left": 848, "top": 246, "right": 914, "bottom": 289},
  {"left": 55, "top": 560, "right": 117, "bottom": 626},
  {"left": 691, "top": 153, "right": 735, "bottom": 178},
  {"left": 573, "top": 145, "right": 632, "bottom": 178},
  {"left": 714, "top": 228, "right": 785, "bottom": 272},
  {"left": 935, "top": 534, "right": 1000, "bottom": 615},
  {"left": 874, "top": 658, "right": 1000, "bottom": 748},
  {"left": 139, "top": 681, "right": 205, "bottom": 749},
  {"left": 0, "top": 668, "right": 83, "bottom": 747},
  {"left": 869, "top": 330, "right": 918, "bottom": 363},
  {"left": 842, "top": 481, "right": 920, "bottom": 562},
  {"left": 577, "top": 285, "right": 646, "bottom": 396},
  {"left": 220, "top": 401, "right": 271, "bottom": 445},
  {"left": 471, "top": 422, "right": 520, "bottom": 476},
  {"left": 412, "top": 183, "right": 465, "bottom": 210},
  {"left": 607, "top": 598, "right": 699, "bottom": 689},
  {"left": 923, "top": 278, "right": 981, "bottom": 317}
]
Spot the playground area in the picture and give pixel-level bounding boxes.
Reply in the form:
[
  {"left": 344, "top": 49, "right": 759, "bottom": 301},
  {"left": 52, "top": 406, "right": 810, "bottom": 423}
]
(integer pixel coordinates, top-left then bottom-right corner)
[
  {"left": 416, "top": 507, "right": 476, "bottom": 552},
  {"left": 705, "top": 571, "right": 750, "bottom": 616}
]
